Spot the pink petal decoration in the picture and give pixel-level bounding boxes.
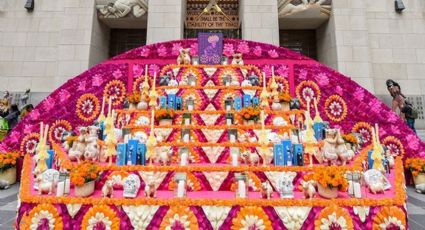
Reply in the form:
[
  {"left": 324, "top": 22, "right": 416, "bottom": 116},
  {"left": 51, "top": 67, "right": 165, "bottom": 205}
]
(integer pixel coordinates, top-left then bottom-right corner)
[
  {"left": 43, "top": 96, "right": 55, "bottom": 111},
  {"left": 171, "top": 43, "right": 183, "bottom": 56},
  {"left": 268, "top": 49, "right": 279, "bottom": 58},
  {"left": 157, "top": 45, "right": 167, "bottom": 57},
  {"left": 237, "top": 41, "right": 250, "bottom": 54},
  {"left": 59, "top": 89, "right": 71, "bottom": 102},
  {"left": 149, "top": 64, "right": 160, "bottom": 76},
  {"left": 28, "top": 109, "right": 40, "bottom": 120},
  {"left": 92, "top": 74, "right": 103, "bottom": 87},
  {"left": 140, "top": 47, "right": 150, "bottom": 57},
  {"left": 133, "top": 64, "right": 143, "bottom": 77},
  {"left": 253, "top": 46, "right": 262, "bottom": 57},
  {"left": 276, "top": 65, "right": 289, "bottom": 76},
  {"left": 113, "top": 69, "right": 123, "bottom": 79},
  {"left": 353, "top": 87, "right": 365, "bottom": 101},
  {"left": 77, "top": 80, "right": 86, "bottom": 91},
  {"left": 190, "top": 43, "right": 198, "bottom": 56},
  {"left": 223, "top": 43, "right": 235, "bottom": 57},
  {"left": 316, "top": 73, "right": 329, "bottom": 86}
]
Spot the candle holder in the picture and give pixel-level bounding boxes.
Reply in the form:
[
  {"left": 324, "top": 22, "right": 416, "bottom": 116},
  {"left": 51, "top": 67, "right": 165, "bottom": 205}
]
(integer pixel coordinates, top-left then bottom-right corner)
[
  {"left": 230, "top": 147, "right": 240, "bottom": 166},
  {"left": 226, "top": 113, "right": 234, "bottom": 126},
  {"left": 235, "top": 172, "right": 248, "bottom": 198},
  {"left": 181, "top": 129, "right": 190, "bottom": 143},
  {"left": 228, "top": 129, "right": 237, "bottom": 143},
  {"left": 183, "top": 113, "right": 192, "bottom": 125},
  {"left": 56, "top": 171, "right": 70, "bottom": 196}
]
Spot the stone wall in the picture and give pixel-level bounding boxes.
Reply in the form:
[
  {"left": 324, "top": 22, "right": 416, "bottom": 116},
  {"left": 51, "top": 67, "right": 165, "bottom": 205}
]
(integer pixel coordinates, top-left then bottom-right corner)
[{"left": 0, "top": 0, "right": 107, "bottom": 105}]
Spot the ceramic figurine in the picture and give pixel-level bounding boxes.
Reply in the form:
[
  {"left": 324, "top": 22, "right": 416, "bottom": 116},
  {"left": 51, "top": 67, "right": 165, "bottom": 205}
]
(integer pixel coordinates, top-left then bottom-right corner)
[
  {"left": 156, "top": 148, "right": 172, "bottom": 165},
  {"left": 278, "top": 172, "right": 296, "bottom": 198},
  {"left": 336, "top": 130, "right": 354, "bottom": 165},
  {"left": 364, "top": 169, "right": 391, "bottom": 194},
  {"left": 248, "top": 71, "right": 260, "bottom": 86},
  {"left": 84, "top": 126, "right": 100, "bottom": 161},
  {"left": 36, "top": 169, "right": 59, "bottom": 195},
  {"left": 231, "top": 53, "right": 244, "bottom": 65},
  {"left": 261, "top": 181, "right": 273, "bottom": 199},
  {"left": 159, "top": 71, "right": 172, "bottom": 86},
  {"left": 69, "top": 127, "right": 87, "bottom": 162},
  {"left": 322, "top": 129, "right": 338, "bottom": 165},
  {"left": 241, "top": 75, "right": 255, "bottom": 97},
  {"left": 289, "top": 98, "right": 301, "bottom": 110},
  {"left": 385, "top": 149, "right": 395, "bottom": 168},
  {"left": 60, "top": 130, "right": 75, "bottom": 151},
  {"left": 123, "top": 174, "right": 141, "bottom": 198},
  {"left": 166, "top": 74, "right": 179, "bottom": 95},
  {"left": 300, "top": 180, "right": 316, "bottom": 199},
  {"left": 230, "top": 76, "right": 240, "bottom": 86},
  {"left": 177, "top": 48, "right": 191, "bottom": 65},
  {"left": 144, "top": 181, "right": 156, "bottom": 198},
  {"left": 36, "top": 176, "right": 54, "bottom": 195},
  {"left": 101, "top": 180, "right": 114, "bottom": 198},
  {"left": 241, "top": 150, "right": 259, "bottom": 166}
]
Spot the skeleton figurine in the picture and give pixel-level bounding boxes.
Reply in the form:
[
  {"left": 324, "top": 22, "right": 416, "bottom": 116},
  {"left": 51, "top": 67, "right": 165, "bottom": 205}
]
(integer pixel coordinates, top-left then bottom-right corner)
[{"left": 261, "top": 181, "right": 273, "bottom": 199}]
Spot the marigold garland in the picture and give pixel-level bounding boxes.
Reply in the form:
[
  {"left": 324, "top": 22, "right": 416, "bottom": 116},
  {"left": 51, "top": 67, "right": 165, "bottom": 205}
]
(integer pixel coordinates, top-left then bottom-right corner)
[
  {"left": 159, "top": 206, "right": 199, "bottom": 230},
  {"left": 295, "top": 80, "right": 321, "bottom": 107},
  {"left": 231, "top": 206, "right": 272, "bottom": 230},
  {"left": 324, "top": 94, "right": 348, "bottom": 122},
  {"left": 312, "top": 167, "right": 348, "bottom": 191},
  {"left": 19, "top": 132, "right": 40, "bottom": 155},
  {"left": 81, "top": 205, "right": 120, "bottom": 230},
  {"left": 382, "top": 136, "right": 405, "bottom": 157},
  {"left": 352, "top": 122, "right": 373, "bottom": 145},
  {"left": 23, "top": 203, "right": 63, "bottom": 230},
  {"left": 314, "top": 205, "right": 354, "bottom": 230},
  {"left": 103, "top": 80, "right": 127, "bottom": 106},
  {"left": 76, "top": 93, "right": 101, "bottom": 122},
  {"left": 372, "top": 206, "right": 406, "bottom": 230},
  {"left": 48, "top": 120, "right": 72, "bottom": 144}
]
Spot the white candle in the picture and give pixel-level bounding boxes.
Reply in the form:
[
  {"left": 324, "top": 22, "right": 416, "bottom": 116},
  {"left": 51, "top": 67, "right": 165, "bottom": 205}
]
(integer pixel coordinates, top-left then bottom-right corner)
[
  {"left": 226, "top": 118, "right": 232, "bottom": 126},
  {"left": 56, "top": 181, "right": 64, "bottom": 196},
  {"left": 230, "top": 134, "right": 236, "bottom": 143},
  {"left": 238, "top": 180, "right": 246, "bottom": 198},
  {"left": 183, "top": 133, "right": 189, "bottom": 142},
  {"left": 354, "top": 182, "right": 362, "bottom": 198},
  {"left": 348, "top": 181, "right": 354, "bottom": 195},
  {"left": 184, "top": 118, "right": 191, "bottom": 125},
  {"left": 65, "top": 178, "right": 70, "bottom": 194},
  {"left": 190, "top": 80, "right": 195, "bottom": 86},
  {"left": 180, "top": 153, "right": 188, "bottom": 166},
  {"left": 177, "top": 180, "right": 185, "bottom": 197},
  {"left": 188, "top": 104, "right": 194, "bottom": 111},
  {"left": 226, "top": 104, "right": 231, "bottom": 111},
  {"left": 232, "top": 152, "right": 238, "bottom": 166}
]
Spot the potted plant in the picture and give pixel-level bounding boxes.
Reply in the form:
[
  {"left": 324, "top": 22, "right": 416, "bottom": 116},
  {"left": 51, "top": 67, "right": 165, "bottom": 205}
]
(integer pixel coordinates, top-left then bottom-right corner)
[
  {"left": 70, "top": 161, "right": 100, "bottom": 197},
  {"left": 0, "top": 152, "right": 20, "bottom": 185},
  {"left": 342, "top": 133, "right": 359, "bottom": 151},
  {"left": 127, "top": 92, "right": 140, "bottom": 110},
  {"left": 278, "top": 91, "right": 291, "bottom": 111},
  {"left": 155, "top": 107, "right": 175, "bottom": 126},
  {"left": 313, "top": 167, "right": 348, "bottom": 199},
  {"left": 405, "top": 158, "right": 425, "bottom": 193},
  {"left": 239, "top": 106, "right": 260, "bottom": 125}
]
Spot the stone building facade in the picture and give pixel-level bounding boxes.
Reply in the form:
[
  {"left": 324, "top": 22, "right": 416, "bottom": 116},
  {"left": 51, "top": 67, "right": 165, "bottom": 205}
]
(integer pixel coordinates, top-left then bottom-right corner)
[{"left": 0, "top": 0, "right": 425, "bottom": 127}]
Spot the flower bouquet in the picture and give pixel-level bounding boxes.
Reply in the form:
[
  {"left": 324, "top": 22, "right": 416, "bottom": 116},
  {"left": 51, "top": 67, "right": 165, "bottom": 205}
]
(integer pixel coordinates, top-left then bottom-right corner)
[
  {"left": 278, "top": 91, "right": 291, "bottom": 111},
  {"left": 155, "top": 107, "right": 175, "bottom": 125},
  {"left": 313, "top": 167, "right": 348, "bottom": 198},
  {"left": 239, "top": 106, "right": 260, "bottom": 125},
  {"left": 405, "top": 158, "right": 425, "bottom": 192},
  {"left": 70, "top": 161, "right": 100, "bottom": 197},
  {"left": 127, "top": 92, "right": 141, "bottom": 109},
  {"left": 0, "top": 152, "right": 20, "bottom": 185}
]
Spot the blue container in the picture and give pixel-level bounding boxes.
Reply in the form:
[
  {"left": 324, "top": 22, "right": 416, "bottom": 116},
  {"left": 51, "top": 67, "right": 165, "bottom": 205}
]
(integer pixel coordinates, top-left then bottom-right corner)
[
  {"left": 292, "top": 144, "right": 304, "bottom": 166},
  {"left": 176, "top": 97, "right": 183, "bottom": 110},
  {"left": 128, "top": 139, "right": 139, "bottom": 165},
  {"left": 168, "top": 94, "right": 176, "bottom": 110},
  {"left": 313, "top": 122, "right": 324, "bottom": 141},
  {"left": 137, "top": 143, "right": 146, "bottom": 165},
  {"left": 116, "top": 143, "right": 127, "bottom": 166},
  {"left": 274, "top": 144, "right": 285, "bottom": 166},
  {"left": 368, "top": 150, "right": 374, "bottom": 169},
  {"left": 234, "top": 96, "right": 242, "bottom": 111},
  {"left": 252, "top": 97, "right": 259, "bottom": 106},
  {"left": 160, "top": 96, "right": 167, "bottom": 108},
  {"left": 46, "top": 150, "right": 55, "bottom": 169},
  {"left": 282, "top": 140, "right": 292, "bottom": 166},
  {"left": 243, "top": 95, "right": 251, "bottom": 107}
]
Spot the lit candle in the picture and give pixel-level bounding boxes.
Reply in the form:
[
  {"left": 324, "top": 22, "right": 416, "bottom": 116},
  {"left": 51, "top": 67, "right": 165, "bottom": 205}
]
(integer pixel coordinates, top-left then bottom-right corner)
[
  {"left": 177, "top": 180, "right": 185, "bottom": 197},
  {"left": 65, "top": 178, "right": 70, "bottom": 194},
  {"left": 230, "top": 134, "right": 236, "bottom": 143},
  {"left": 354, "top": 182, "right": 362, "bottom": 198},
  {"left": 183, "top": 133, "right": 189, "bottom": 143},
  {"left": 145, "top": 65, "right": 148, "bottom": 78},
  {"left": 184, "top": 118, "right": 191, "bottom": 125},
  {"left": 231, "top": 151, "right": 239, "bottom": 166},
  {"left": 272, "top": 66, "right": 275, "bottom": 77}
]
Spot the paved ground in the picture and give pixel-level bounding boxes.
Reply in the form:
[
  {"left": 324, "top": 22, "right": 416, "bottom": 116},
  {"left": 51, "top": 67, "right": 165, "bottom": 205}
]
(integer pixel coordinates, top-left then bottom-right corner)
[{"left": 0, "top": 184, "right": 424, "bottom": 229}]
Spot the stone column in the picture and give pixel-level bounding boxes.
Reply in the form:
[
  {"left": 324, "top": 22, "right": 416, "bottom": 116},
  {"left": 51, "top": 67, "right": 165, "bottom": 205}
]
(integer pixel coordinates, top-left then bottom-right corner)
[
  {"left": 239, "top": 0, "right": 280, "bottom": 46},
  {"left": 146, "top": 0, "right": 186, "bottom": 44}
]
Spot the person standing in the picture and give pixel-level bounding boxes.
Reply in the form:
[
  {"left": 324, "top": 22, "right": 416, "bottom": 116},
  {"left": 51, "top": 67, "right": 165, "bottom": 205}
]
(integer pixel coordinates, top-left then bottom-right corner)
[
  {"left": 5, "top": 104, "right": 20, "bottom": 130},
  {"left": 386, "top": 79, "right": 416, "bottom": 133}
]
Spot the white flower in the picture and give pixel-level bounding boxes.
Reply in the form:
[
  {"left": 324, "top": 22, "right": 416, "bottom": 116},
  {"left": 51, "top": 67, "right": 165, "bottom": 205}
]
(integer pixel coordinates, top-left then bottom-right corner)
[
  {"left": 379, "top": 217, "right": 405, "bottom": 230},
  {"left": 320, "top": 212, "right": 348, "bottom": 230},
  {"left": 302, "top": 87, "right": 314, "bottom": 101},
  {"left": 30, "top": 210, "right": 55, "bottom": 230},
  {"left": 87, "top": 212, "right": 112, "bottom": 230},
  {"left": 240, "top": 215, "right": 266, "bottom": 230},
  {"left": 329, "top": 101, "right": 342, "bottom": 116},
  {"left": 165, "top": 214, "right": 190, "bottom": 230}
]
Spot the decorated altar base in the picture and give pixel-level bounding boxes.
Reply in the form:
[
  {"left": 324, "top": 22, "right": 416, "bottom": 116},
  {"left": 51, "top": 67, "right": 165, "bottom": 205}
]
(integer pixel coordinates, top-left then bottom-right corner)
[{"left": 2, "top": 39, "right": 422, "bottom": 229}]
